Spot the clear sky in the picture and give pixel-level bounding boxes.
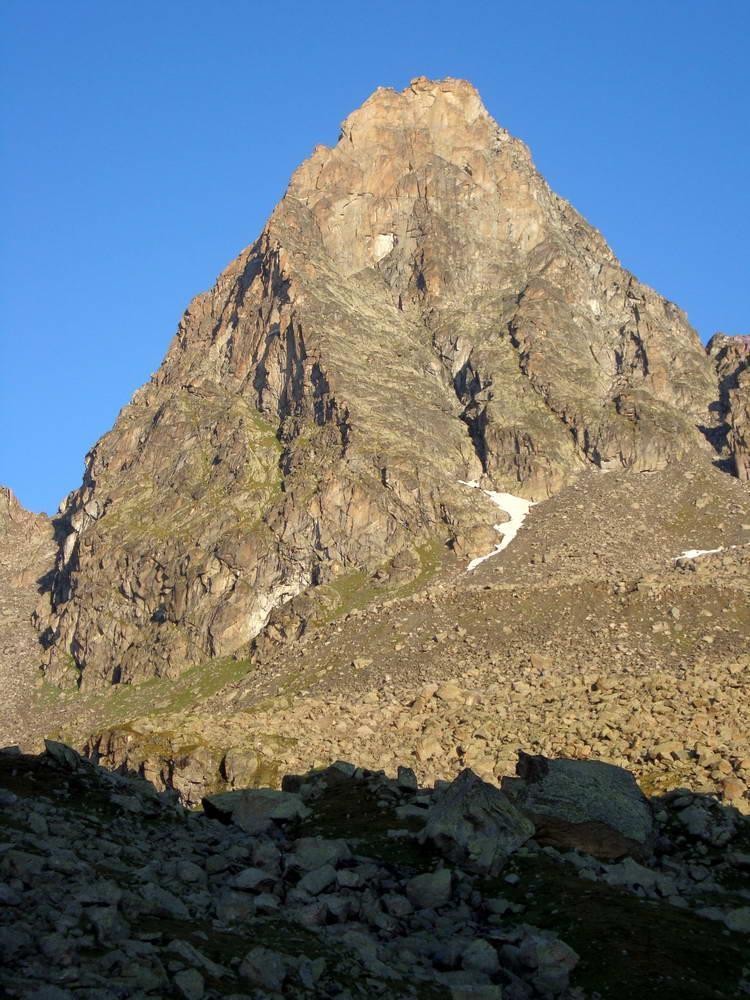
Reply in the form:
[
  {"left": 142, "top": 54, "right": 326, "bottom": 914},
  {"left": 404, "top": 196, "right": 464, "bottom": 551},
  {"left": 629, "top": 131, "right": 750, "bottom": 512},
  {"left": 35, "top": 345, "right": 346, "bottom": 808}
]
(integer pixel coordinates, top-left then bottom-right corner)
[{"left": 1, "top": 1, "right": 748, "bottom": 514}]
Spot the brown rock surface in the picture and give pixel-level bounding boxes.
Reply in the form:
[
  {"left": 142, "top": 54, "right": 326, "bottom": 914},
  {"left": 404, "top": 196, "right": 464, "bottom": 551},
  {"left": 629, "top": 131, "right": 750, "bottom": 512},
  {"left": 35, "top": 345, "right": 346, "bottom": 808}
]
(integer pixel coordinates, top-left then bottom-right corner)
[
  {"left": 36, "top": 78, "right": 729, "bottom": 690},
  {"left": 0, "top": 488, "right": 55, "bottom": 741},
  {"left": 708, "top": 332, "right": 750, "bottom": 480}
]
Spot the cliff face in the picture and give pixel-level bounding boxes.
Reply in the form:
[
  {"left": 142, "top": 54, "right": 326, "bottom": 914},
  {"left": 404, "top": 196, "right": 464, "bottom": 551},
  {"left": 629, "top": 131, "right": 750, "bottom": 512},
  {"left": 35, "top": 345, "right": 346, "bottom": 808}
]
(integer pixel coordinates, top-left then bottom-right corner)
[
  {"left": 40, "top": 78, "right": 726, "bottom": 689},
  {"left": 708, "top": 333, "right": 750, "bottom": 481},
  {"left": 0, "top": 488, "right": 56, "bottom": 740}
]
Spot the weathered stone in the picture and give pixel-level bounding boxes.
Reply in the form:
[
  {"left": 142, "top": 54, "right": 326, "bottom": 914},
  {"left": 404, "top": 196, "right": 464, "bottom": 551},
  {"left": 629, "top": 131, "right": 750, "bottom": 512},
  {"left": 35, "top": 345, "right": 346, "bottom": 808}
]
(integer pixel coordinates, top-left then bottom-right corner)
[
  {"left": 239, "top": 945, "right": 292, "bottom": 991},
  {"left": 435, "top": 682, "right": 464, "bottom": 704},
  {"left": 173, "top": 968, "right": 205, "bottom": 1000},
  {"left": 406, "top": 868, "right": 452, "bottom": 909},
  {"left": 288, "top": 837, "right": 351, "bottom": 871},
  {"left": 233, "top": 867, "right": 276, "bottom": 891},
  {"left": 139, "top": 883, "right": 189, "bottom": 919},
  {"left": 518, "top": 929, "right": 579, "bottom": 995},
  {"left": 724, "top": 907, "right": 750, "bottom": 934},
  {"left": 421, "top": 769, "right": 534, "bottom": 873},
  {"left": 397, "top": 765, "right": 419, "bottom": 791},
  {"left": 297, "top": 863, "right": 337, "bottom": 896},
  {"left": 461, "top": 938, "right": 501, "bottom": 975},
  {"left": 504, "top": 753, "right": 654, "bottom": 860},
  {"left": 222, "top": 748, "right": 260, "bottom": 789},
  {"left": 202, "top": 788, "right": 310, "bottom": 833},
  {"left": 43, "top": 740, "right": 83, "bottom": 770},
  {"left": 708, "top": 333, "right": 750, "bottom": 480}
]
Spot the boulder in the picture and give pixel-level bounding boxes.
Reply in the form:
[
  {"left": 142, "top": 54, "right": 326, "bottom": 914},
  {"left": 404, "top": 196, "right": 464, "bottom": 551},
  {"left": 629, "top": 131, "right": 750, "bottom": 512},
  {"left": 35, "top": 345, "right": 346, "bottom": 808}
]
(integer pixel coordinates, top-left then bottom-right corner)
[
  {"left": 406, "top": 868, "right": 452, "bottom": 910},
  {"left": 288, "top": 837, "right": 351, "bottom": 871},
  {"left": 518, "top": 928, "right": 579, "bottom": 996},
  {"left": 173, "top": 969, "right": 204, "bottom": 1000},
  {"left": 503, "top": 752, "right": 654, "bottom": 860},
  {"left": 239, "top": 945, "right": 293, "bottom": 991},
  {"left": 43, "top": 740, "right": 83, "bottom": 770},
  {"left": 202, "top": 788, "right": 310, "bottom": 834},
  {"left": 420, "top": 768, "right": 534, "bottom": 874}
]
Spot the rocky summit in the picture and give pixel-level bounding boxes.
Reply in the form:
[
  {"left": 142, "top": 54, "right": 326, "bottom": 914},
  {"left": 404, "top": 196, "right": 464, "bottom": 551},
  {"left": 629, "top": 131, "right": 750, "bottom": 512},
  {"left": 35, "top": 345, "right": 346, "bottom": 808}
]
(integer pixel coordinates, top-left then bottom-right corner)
[{"left": 1, "top": 77, "right": 749, "bottom": 999}]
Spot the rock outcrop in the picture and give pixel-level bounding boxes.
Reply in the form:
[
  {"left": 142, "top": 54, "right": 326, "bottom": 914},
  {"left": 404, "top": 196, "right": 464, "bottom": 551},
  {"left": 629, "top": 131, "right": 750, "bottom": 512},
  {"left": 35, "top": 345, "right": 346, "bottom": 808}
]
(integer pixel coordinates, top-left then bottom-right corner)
[
  {"left": 420, "top": 767, "right": 534, "bottom": 873},
  {"left": 0, "top": 488, "right": 55, "bottom": 742},
  {"left": 708, "top": 332, "right": 750, "bottom": 480},
  {"left": 38, "top": 78, "right": 728, "bottom": 689},
  {"left": 0, "top": 488, "right": 54, "bottom": 590}
]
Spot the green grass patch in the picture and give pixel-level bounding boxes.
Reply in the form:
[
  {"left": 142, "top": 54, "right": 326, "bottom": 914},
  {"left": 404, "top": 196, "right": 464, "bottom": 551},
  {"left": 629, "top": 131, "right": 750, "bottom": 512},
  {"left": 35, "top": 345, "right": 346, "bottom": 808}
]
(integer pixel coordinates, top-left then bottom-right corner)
[
  {"left": 311, "top": 536, "right": 447, "bottom": 628},
  {"left": 296, "top": 775, "right": 438, "bottom": 871}
]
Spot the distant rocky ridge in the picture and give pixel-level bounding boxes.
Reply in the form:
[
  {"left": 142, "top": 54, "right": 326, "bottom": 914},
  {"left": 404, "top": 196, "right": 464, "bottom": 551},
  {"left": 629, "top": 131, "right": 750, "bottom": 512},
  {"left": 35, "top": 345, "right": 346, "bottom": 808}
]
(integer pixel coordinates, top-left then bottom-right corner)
[{"left": 24, "top": 77, "right": 745, "bottom": 691}]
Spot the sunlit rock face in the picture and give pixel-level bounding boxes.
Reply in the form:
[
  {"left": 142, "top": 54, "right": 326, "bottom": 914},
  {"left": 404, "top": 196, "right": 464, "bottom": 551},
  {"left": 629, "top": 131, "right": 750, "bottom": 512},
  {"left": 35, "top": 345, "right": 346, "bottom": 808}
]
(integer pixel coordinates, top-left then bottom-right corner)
[
  {"left": 40, "top": 77, "right": 725, "bottom": 689},
  {"left": 708, "top": 333, "right": 750, "bottom": 481}
]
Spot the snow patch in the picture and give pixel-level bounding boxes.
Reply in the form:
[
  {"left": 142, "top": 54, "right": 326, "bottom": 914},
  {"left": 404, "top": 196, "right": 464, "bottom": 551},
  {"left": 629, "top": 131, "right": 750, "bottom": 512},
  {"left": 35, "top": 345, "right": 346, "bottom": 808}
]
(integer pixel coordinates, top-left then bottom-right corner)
[
  {"left": 373, "top": 233, "right": 395, "bottom": 261},
  {"left": 459, "top": 480, "right": 535, "bottom": 571},
  {"left": 674, "top": 547, "right": 724, "bottom": 561}
]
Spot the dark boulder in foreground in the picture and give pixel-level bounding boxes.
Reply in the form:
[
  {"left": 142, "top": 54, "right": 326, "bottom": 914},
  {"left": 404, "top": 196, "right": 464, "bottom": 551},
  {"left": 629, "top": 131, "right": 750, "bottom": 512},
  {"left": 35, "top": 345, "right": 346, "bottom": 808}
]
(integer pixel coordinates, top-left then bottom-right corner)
[
  {"left": 420, "top": 767, "right": 534, "bottom": 874},
  {"left": 503, "top": 752, "right": 655, "bottom": 860}
]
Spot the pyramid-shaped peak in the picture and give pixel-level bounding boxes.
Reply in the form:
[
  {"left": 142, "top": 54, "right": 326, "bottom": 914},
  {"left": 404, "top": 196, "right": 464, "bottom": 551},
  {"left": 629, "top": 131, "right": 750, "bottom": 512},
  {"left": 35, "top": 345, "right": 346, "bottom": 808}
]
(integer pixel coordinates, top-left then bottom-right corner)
[{"left": 37, "top": 77, "right": 730, "bottom": 692}]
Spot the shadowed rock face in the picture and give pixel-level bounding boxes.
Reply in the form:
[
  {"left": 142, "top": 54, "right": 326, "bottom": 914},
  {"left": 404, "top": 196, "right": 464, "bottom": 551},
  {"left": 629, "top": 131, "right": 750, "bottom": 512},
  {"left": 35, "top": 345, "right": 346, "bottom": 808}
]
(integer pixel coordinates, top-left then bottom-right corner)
[{"left": 39, "top": 77, "right": 726, "bottom": 689}]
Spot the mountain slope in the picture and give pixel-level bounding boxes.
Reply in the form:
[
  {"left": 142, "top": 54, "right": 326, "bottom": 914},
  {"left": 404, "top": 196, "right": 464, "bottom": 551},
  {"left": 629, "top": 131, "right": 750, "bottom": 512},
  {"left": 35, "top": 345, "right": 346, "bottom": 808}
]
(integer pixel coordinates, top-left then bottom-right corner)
[
  {"left": 0, "top": 488, "right": 55, "bottom": 741},
  {"left": 39, "top": 77, "right": 729, "bottom": 690}
]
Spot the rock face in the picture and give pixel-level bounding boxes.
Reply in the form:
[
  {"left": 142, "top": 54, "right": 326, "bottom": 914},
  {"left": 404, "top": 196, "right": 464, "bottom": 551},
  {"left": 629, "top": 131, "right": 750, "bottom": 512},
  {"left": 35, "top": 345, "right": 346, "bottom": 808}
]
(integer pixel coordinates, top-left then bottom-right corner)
[
  {"left": 39, "top": 77, "right": 726, "bottom": 689},
  {"left": 708, "top": 333, "right": 750, "bottom": 480},
  {"left": 0, "top": 488, "right": 55, "bottom": 741},
  {"left": 0, "top": 488, "right": 54, "bottom": 589}
]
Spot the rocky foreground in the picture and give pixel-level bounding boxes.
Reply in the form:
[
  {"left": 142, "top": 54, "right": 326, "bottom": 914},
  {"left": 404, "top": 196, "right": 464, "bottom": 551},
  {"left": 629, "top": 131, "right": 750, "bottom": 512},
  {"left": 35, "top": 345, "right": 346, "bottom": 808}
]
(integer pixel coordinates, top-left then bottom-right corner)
[{"left": 1, "top": 742, "right": 748, "bottom": 999}]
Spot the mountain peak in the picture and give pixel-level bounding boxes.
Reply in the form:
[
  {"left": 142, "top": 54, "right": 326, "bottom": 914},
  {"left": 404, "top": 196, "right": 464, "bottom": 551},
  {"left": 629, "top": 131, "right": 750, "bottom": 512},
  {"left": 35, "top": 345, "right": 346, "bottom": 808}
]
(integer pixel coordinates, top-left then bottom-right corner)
[{"left": 32, "top": 81, "right": 741, "bottom": 689}]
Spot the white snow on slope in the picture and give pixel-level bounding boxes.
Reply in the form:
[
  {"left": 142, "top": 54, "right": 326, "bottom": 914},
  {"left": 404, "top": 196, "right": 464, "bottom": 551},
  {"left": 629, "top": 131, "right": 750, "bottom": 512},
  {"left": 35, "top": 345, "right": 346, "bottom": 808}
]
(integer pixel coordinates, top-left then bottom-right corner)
[
  {"left": 459, "top": 480, "right": 535, "bottom": 571},
  {"left": 674, "top": 547, "right": 724, "bottom": 561}
]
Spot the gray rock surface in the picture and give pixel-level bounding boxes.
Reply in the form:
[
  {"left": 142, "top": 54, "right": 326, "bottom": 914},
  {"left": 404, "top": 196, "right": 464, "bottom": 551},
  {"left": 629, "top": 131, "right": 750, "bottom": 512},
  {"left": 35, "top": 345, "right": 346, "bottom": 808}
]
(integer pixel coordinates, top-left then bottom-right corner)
[
  {"left": 1, "top": 747, "right": 748, "bottom": 1000},
  {"left": 202, "top": 787, "right": 310, "bottom": 833},
  {"left": 503, "top": 752, "right": 654, "bottom": 860},
  {"left": 421, "top": 768, "right": 534, "bottom": 873}
]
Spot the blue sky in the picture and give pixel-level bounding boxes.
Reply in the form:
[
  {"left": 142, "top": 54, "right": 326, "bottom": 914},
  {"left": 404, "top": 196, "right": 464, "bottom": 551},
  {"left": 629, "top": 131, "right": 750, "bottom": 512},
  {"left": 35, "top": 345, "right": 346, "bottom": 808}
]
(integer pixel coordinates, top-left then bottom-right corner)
[{"left": 1, "top": 0, "right": 748, "bottom": 514}]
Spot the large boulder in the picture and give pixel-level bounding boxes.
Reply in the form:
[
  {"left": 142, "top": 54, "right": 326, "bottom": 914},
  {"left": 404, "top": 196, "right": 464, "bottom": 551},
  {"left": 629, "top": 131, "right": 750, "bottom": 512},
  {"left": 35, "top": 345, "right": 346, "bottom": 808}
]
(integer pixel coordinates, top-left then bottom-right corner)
[
  {"left": 43, "top": 740, "right": 84, "bottom": 771},
  {"left": 502, "top": 753, "right": 654, "bottom": 860},
  {"left": 420, "top": 768, "right": 534, "bottom": 874},
  {"left": 202, "top": 788, "right": 310, "bottom": 834}
]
